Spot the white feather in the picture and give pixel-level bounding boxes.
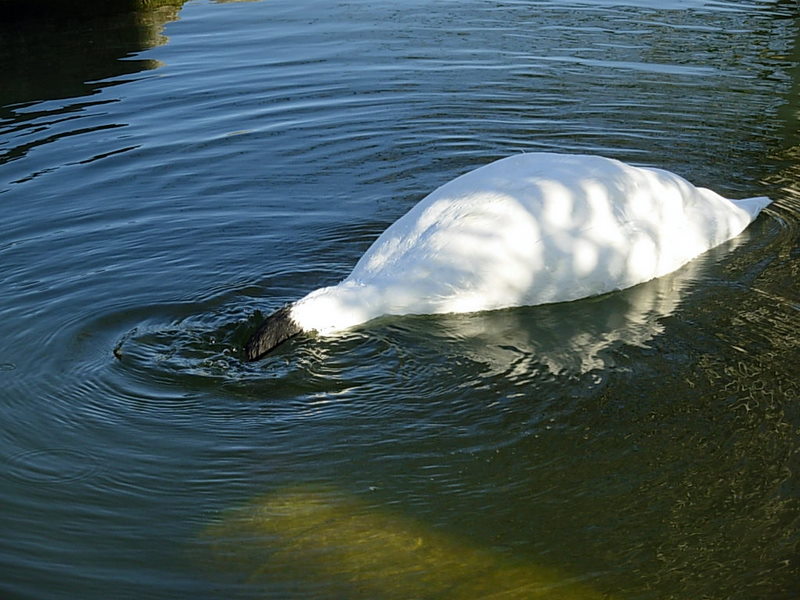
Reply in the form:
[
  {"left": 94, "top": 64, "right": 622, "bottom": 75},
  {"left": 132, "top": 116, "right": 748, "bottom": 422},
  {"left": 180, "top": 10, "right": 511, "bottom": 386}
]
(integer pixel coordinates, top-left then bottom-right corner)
[{"left": 289, "top": 153, "right": 770, "bottom": 334}]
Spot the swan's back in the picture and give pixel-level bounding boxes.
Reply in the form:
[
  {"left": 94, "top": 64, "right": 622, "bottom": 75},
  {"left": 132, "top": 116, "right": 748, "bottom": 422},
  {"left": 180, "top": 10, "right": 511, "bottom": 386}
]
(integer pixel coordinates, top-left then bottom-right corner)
[
  {"left": 284, "top": 153, "right": 771, "bottom": 337},
  {"left": 343, "top": 154, "right": 763, "bottom": 309}
]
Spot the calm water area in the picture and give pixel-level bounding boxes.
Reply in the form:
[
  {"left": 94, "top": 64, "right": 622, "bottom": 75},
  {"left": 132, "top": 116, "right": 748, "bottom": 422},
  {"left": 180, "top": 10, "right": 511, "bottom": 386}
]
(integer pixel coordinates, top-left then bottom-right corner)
[{"left": 1, "top": 0, "right": 799, "bottom": 598}]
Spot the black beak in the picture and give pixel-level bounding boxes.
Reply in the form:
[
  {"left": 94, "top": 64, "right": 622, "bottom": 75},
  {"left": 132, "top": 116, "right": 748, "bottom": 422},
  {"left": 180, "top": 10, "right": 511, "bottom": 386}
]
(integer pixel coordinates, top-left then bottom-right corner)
[{"left": 244, "top": 305, "right": 302, "bottom": 361}]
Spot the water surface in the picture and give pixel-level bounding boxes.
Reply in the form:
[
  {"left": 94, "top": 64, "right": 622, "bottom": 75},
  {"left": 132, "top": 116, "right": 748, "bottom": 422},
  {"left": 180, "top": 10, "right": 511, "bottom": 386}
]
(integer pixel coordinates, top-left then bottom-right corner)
[{"left": 1, "top": 0, "right": 798, "bottom": 598}]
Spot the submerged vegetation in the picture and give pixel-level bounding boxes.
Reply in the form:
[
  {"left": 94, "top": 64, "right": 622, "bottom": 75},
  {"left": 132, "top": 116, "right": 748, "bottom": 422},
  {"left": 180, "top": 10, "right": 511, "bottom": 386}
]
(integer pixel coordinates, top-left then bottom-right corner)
[{"left": 206, "top": 484, "right": 617, "bottom": 599}]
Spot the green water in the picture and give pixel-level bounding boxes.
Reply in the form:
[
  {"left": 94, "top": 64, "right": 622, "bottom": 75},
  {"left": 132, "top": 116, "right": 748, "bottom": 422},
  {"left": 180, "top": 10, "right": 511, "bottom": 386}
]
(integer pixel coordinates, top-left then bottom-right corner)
[{"left": 1, "top": 1, "right": 798, "bottom": 598}]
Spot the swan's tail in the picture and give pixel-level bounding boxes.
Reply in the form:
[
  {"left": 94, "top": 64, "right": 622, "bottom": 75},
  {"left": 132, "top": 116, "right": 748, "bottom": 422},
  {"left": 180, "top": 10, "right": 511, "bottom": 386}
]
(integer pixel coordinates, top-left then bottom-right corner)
[{"left": 732, "top": 196, "right": 772, "bottom": 221}]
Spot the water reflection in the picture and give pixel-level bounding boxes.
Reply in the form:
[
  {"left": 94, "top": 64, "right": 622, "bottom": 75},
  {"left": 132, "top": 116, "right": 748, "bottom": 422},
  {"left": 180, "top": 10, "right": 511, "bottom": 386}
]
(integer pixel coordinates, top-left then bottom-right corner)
[
  {"left": 0, "top": 1, "right": 187, "bottom": 180},
  {"left": 403, "top": 242, "right": 707, "bottom": 377},
  {"left": 0, "top": 2, "right": 186, "bottom": 111},
  {"left": 0, "top": 1, "right": 797, "bottom": 599}
]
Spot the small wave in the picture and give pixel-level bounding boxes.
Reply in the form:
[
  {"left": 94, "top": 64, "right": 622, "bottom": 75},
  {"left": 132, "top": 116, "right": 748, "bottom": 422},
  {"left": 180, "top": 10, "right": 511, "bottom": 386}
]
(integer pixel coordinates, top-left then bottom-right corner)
[{"left": 3, "top": 448, "right": 102, "bottom": 486}]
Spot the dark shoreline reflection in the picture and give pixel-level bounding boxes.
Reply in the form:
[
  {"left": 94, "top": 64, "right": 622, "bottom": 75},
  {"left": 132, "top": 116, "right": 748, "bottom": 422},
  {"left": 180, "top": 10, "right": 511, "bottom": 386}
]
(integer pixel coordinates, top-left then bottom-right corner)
[{"left": 0, "top": 1, "right": 188, "bottom": 112}]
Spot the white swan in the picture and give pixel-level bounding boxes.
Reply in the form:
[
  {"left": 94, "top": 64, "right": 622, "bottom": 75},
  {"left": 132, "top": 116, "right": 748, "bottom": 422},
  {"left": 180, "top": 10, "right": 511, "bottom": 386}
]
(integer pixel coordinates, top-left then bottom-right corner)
[{"left": 244, "top": 152, "right": 771, "bottom": 360}]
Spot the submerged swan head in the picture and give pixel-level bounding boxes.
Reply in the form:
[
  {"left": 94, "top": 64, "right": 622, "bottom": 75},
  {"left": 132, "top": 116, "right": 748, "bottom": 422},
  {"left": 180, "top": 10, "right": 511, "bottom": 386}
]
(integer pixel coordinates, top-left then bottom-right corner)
[
  {"left": 243, "top": 282, "right": 389, "bottom": 359},
  {"left": 243, "top": 305, "right": 303, "bottom": 360}
]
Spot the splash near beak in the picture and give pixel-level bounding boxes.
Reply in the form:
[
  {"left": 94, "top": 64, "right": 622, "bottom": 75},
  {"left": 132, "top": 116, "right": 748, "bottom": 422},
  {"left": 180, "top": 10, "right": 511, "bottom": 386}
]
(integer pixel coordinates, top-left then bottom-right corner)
[{"left": 244, "top": 305, "right": 302, "bottom": 361}]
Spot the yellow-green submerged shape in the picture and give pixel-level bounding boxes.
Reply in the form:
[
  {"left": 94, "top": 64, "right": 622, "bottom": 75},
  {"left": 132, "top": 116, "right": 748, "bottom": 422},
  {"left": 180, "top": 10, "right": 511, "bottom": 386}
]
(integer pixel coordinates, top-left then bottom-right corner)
[{"left": 206, "top": 485, "right": 616, "bottom": 599}]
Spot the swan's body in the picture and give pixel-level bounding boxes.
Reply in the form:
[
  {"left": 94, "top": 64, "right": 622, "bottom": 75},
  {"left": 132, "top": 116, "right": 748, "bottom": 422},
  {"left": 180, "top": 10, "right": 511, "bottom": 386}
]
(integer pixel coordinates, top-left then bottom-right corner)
[{"left": 245, "top": 153, "right": 770, "bottom": 359}]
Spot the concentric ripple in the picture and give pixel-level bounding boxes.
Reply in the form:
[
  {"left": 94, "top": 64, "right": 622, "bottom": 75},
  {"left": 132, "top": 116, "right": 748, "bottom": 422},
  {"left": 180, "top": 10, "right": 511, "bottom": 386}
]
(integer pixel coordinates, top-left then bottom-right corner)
[
  {"left": 4, "top": 448, "right": 102, "bottom": 486},
  {"left": 0, "top": 1, "right": 797, "bottom": 599}
]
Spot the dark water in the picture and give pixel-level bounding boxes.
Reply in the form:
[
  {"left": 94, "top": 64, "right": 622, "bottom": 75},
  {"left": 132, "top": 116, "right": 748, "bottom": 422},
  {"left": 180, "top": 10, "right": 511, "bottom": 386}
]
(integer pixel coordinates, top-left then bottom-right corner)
[{"left": 1, "top": 0, "right": 799, "bottom": 598}]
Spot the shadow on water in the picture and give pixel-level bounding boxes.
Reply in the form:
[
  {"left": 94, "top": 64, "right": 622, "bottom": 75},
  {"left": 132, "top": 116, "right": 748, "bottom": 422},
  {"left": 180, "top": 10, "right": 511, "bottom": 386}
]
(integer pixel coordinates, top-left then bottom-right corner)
[
  {"left": 0, "top": 1, "right": 188, "bottom": 112},
  {"left": 0, "top": 0, "right": 266, "bottom": 174},
  {"left": 0, "top": 0, "right": 189, "bottom": 185}
]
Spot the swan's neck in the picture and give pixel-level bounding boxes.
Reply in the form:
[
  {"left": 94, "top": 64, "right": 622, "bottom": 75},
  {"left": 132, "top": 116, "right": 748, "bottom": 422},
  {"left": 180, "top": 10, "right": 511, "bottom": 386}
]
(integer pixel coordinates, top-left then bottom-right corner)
[{"left": 289, "top": 281, "right": 384, "bottom": 334}]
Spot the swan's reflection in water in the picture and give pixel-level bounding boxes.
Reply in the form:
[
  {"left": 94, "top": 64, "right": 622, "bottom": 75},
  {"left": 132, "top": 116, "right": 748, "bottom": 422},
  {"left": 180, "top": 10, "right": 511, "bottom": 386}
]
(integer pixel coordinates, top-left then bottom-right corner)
[{"left": 408, "top": 247, "right": 712, "bottom": 378}]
